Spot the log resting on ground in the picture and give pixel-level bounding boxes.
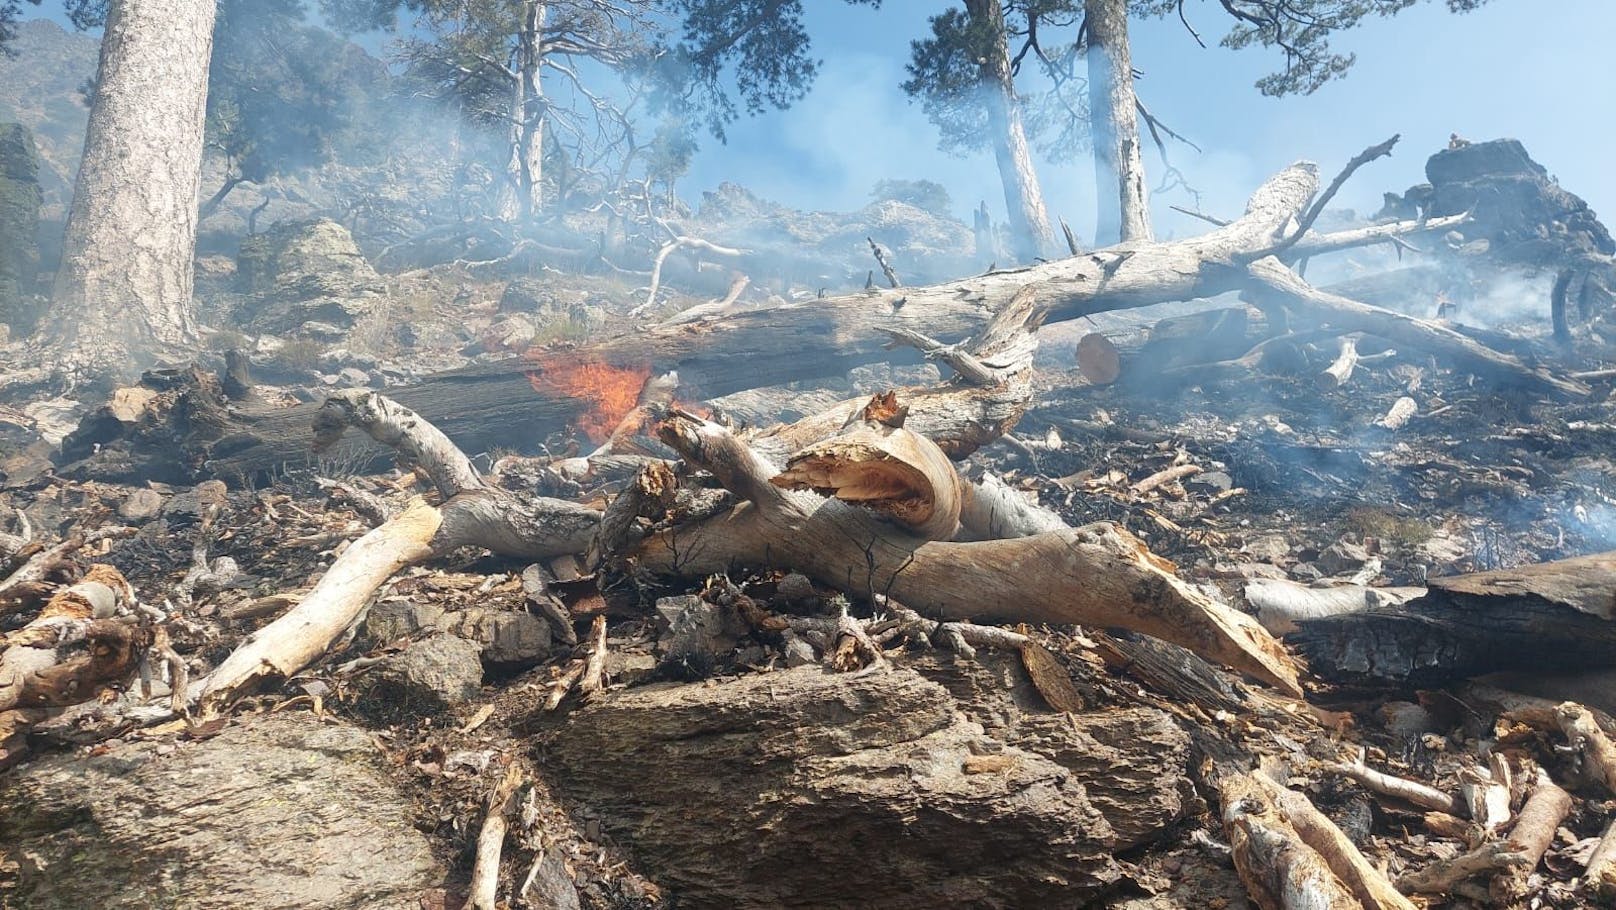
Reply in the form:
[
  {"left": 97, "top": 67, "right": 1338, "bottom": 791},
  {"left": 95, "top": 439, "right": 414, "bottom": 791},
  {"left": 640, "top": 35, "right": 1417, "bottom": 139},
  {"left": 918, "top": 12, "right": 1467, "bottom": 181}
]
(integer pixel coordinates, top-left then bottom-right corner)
[
  {"left": 632, "top": 412, "right": 1302, "bottom": 695},
  {"left": 1293, "top": 549, "right": 1616, "bottom": 687},
  {"left": 141, "top": 160, "right": 1528, "bottom": 482}
]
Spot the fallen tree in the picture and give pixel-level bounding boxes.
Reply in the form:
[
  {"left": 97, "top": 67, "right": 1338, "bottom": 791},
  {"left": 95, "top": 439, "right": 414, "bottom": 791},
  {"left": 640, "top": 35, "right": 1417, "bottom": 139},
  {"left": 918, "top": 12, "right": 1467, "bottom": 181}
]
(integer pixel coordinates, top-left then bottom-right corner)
[{"left": 64, "top": 142, "right": 1581, "bottom": 484}]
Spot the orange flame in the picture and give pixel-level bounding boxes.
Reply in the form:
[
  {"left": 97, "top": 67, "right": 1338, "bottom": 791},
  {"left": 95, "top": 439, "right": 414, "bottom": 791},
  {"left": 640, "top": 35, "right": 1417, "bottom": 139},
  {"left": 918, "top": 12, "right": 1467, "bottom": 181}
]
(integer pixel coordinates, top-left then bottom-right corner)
[{"left": 527, "top": 355, "right": 651, "bottom": 443}]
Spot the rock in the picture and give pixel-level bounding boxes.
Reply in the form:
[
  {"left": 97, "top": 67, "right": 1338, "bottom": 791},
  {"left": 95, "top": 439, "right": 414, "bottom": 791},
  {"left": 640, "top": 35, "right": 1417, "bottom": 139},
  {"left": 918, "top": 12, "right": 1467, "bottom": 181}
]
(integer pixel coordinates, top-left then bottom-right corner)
[
  {"left": 1317, "top": 540, "right": 1371, "bottom": 576},
  {"left": 539, "top": 656, "right": 1191, "bottom": 908},
  {"left": 442, "top": 608, "right": 552, "bottom": 666},
  {"left": 364, "top": 600, "right": 552, "bottom": 667},
  {"left": 1289, "top": 562, "right": 1325, "bottom": 583},
  {"left": 1417, "top": 139, "right": 1614, "bottom": 265},
  {"left": 1242, "top": 533, "right": 1291, "bottom": 563},
  {"left": 0, "top": 122, "right": 41, "bottom": 331},
  {"left": 525, "top": 850, "right": 582, "bottom": 910},
  {"left": 337, "top": 366, "right": 373, "bottom": 388},
  {"left": 238, "top": 219, "right": 386, "bottom": 333},
  {"left": 1186, "top": 470, "right": 1234, "bottom": 493},
  {"left": 656, "top": 595, "right": 743, "bottom": 675},
  {"left": 116, "top": 487, "right": 164, "bottom": 522},
  {"left": 20, "top": 397, "right": 79, "bottom": 445},
  {"left": 0, "top": 714, "right": 444, "bottom": 909},
  {"left": 353, "top": 634, "right": 483, "bottom": 720},
  {"left": 363, "top": 598, "right": 447, "bottom": 643}
]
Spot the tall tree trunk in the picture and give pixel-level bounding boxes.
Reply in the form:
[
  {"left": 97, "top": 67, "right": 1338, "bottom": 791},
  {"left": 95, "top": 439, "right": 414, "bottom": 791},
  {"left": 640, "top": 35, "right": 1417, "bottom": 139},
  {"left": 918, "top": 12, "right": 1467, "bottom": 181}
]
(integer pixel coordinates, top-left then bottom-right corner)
[
  {"left": 965, "top": 0, "right": 1054, "bottom": 263},
  {"left": 1086, "top": 0, "right": 1152, "bottom": 244},
  {"left": 46, "top": 0, "right": 216, "bottom": 383},
  {"left": 496, "top": 0, "right": 546, "bottom": 223}
]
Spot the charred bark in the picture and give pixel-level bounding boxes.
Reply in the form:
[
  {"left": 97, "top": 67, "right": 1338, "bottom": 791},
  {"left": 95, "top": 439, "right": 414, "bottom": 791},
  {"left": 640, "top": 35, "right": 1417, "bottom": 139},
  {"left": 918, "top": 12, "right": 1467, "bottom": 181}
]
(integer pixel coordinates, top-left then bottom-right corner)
[{"left": 1293, "top": 550, "right": 1616, "bottom": 688}]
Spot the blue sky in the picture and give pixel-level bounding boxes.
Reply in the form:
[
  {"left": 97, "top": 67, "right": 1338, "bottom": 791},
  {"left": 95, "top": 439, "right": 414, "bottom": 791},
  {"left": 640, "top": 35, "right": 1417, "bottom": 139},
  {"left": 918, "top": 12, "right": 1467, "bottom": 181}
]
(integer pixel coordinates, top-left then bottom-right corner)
[{"left": 679, "top": 0, "right": 1616, "bottom": 241}]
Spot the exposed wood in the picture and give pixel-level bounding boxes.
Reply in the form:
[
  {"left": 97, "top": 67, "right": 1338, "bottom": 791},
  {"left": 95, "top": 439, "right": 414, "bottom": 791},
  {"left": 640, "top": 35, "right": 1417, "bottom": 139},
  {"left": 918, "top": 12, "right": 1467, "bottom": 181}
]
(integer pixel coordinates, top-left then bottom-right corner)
[
  {"left": 1131, "top": 463, "right": 1201, "bottom": 495},
  {"left": 1220, "top": 773, "right": 1360, "bottom": 910},
  {"left": 1556, "top": 701, "right": 1616, "bottom": 795},
  {"left": 957, "top": 472, "right": 1068, "bottom": 540},
  {"left": 464, "top": 762, "right": 525, "bottom": 910},
  {"left": 634, "top": 413, "right": 1303, "bottom": 695},
  {"left": 634, "top": 233, "right": 749, "bottom": 316},
  {"left": 772, "top": 395, "right": 965, "bottom": 541},
  {"left": 1458, "top": 753, "right": 1512, "bottom": 836}
]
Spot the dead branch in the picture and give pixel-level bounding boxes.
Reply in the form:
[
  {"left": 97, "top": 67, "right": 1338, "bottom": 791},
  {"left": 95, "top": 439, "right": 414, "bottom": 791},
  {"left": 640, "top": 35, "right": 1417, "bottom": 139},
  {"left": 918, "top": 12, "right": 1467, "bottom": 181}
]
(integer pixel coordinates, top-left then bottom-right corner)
[
  {"left": 1316, "top": 336, "right": 1359, "bottom": 389},
  {"left": 634, "top": 233, "right": 749, "bottom": 316},
  {"left": 1220, "top": 773, "right": 1361, "bottom": 909},
  {"left": 1131, "top": 463, "right": 1202, "bottom": 495},
  {"left": 1277, "top": 135, "right": 1401, "bottom": 255},
  {"left": 1329, "top": 747, "right": 1464, "bottom": 816},
  {"left": 1586, "top": 818, "right": 1616, "bottom": 898},
  {"left": 640, "top": 412, "right": 1302, "bottom": 695},
  {"left": 1251, "top": 773, "right": 1417, "bottom": 910},
  {"left": 1376, "top": 396, "right": 1417, "bottom": 430},
  {"left": 868, "top": 237, "right": 900, "bottom": 288},
  {"left": 1248, "top": 256, "right": 1589, "bottom": 397},
  {"left": 464, "top": 761, "right": 525, "bottom": 910},
  {"left": 1399, "top": 769, "right": 1571, "bottom": 901}
]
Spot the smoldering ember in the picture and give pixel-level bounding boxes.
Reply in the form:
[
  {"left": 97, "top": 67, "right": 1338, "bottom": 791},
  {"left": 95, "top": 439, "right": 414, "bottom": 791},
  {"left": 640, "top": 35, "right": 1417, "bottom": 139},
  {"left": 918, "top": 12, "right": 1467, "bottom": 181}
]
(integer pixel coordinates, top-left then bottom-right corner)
[{"left": 4, "top": 3, "right": 1616, "bottom": 909}]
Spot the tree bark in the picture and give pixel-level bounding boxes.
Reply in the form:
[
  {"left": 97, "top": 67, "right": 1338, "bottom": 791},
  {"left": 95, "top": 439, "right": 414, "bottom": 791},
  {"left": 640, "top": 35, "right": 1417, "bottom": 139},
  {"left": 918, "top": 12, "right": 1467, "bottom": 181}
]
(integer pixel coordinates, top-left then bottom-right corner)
[
  {"left": 966, "top": 0, "right": 1055, "bottom": 261},
  {"left": 46, "top": 0, "right": 216, "bottom": 383},
  {"left": 1086, "top": 0, "right": 1152, "bottom": 244}
]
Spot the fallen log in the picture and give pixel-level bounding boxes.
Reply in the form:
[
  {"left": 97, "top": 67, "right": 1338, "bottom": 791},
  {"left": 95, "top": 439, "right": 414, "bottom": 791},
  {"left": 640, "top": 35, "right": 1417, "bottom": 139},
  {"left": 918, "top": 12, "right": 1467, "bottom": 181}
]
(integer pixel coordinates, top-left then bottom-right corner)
[
  {"left": 1247, "top": 256, "right": 1589, "bottom": 397},
  {"left": 633, "top": 412, "right": 1303, "bottom": 695},
  {"left": 1293, "top": 549, "right": 1616, "bottom": 687},
  {"left": 103, "top": 160, "right": 1519, "bottom": 483},
  {"left": 1244, "top": 579, "right": 1423, "bottom": 635},
  {"left": 1586, "top": 818, "right": 1616, "bottom": 899},
  {"left": 464, "top": 762, "right": 525, "bottom": 910}
]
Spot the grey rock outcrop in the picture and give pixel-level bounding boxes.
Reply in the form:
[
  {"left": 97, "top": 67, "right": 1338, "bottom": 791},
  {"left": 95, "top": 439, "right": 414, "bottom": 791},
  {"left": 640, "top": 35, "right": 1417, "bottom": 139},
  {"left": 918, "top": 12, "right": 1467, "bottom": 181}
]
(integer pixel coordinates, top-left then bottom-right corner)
[
  {"left": 0, "top": 715, "right": 444, "bottom": 909},
  {"left": 238, "top": 218, "right": 386, "bottom": 335}
]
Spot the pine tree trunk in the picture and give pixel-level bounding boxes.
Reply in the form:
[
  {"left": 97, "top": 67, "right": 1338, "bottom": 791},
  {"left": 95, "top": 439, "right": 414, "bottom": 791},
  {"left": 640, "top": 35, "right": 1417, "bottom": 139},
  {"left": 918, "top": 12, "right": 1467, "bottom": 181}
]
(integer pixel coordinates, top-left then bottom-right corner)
[
  {"left": 46, "top": 0, "right": 216, "bottom": 382},
  {"left": 965, "top": 0, "right": 1054, "bottom": 262},
  {"left": 516, "top": 1, "right": 546, "bottom": 220},
  {"left": 1086, "top": 0, "right": 1152, "bottom": 244}
]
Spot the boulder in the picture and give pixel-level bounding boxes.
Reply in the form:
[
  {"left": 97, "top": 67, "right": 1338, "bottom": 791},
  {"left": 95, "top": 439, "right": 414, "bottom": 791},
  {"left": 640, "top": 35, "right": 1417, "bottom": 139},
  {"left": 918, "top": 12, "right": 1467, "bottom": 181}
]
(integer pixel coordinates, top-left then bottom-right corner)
[
  {"left": 0, "top": 122, "right": 41, "bottom": 330},
  {"left": 0, "top": 714, "right": 444, "bottom": 908},
  {"left": 363, "top": 600, "right": 553, "bottom": 667},
  {"left": 538, "top": 654, "right": 1192, "bottom": 908},
  {"left": 238, "top": 219, "right": 386, "bottom": 334},
  {"left": 351, "top": 633, "right": 484, "bottom": 721},
  {"left": 1414, "top": 139, "right": 1614, "bottom": 265}
]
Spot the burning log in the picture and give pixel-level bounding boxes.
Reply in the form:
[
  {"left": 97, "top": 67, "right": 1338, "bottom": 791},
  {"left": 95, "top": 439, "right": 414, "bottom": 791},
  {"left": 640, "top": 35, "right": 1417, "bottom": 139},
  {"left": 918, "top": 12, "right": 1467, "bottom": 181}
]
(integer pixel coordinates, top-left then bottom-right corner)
[
  {"left": 122, "top": 158, "right": 1526, "bottom": 485},
  {"left": 634, "top": 411, "right": 1303, "bottom": 695}
]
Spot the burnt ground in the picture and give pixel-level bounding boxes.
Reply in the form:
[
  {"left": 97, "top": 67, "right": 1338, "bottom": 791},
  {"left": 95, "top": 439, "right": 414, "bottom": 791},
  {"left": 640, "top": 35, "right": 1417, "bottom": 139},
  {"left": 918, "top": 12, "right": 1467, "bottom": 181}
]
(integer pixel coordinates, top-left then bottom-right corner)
[{"left": 5, "top": 312, "right": 1616, "bottom": 908}]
